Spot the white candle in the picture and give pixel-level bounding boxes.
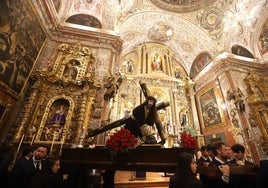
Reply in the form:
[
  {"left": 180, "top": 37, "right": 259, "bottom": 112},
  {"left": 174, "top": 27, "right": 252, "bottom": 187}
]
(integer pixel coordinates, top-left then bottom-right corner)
[
  {"left": 59, "top": 135, "right": 65, "bottom": 154},
  {"left": 17, "top": 134, "right": 25, "bottom": 153},
  {"left": 50, "top": 133, "right": 56, "bottom": 155},
  {"left": 30, "top": 134, "right": 35, "bottom": 145}
]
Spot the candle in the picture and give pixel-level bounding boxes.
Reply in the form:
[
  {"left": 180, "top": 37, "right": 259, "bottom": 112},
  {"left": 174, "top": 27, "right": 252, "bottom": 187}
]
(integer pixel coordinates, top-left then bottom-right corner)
[
  {"left": 30, "top": 134, "right": 35, "bottom": 145},
  {"left": 59, "top": 135, "right": 65, "bottom": 154},
  {"left": 50, "top": 133, "right": 56, "bottom": 155},
  {"left": 17, "top": 134, "right": 25, "bottom": 153}
]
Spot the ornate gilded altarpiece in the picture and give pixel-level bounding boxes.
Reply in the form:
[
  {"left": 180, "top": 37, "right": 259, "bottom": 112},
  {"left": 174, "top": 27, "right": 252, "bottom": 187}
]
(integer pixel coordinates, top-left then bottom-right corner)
[
  {"left": 9, "top": 43, "right": 113, "bottom": 152},
  {"left": 244, "top": 72, "right": 268, "bottom": 156},
  {"left": 117, "top": 42, "right": 199, "bottom": 147}
]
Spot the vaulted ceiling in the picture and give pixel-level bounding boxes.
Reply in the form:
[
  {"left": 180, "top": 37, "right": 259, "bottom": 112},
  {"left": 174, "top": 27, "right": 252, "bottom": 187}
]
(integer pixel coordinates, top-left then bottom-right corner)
[{"left": 33, "top": 0, "right": 268, "bottom": 74}]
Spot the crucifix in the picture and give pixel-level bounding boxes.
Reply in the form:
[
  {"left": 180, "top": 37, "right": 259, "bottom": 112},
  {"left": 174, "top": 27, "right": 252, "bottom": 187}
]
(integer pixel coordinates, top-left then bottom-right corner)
[{"left": 87, "top": 81, "right": 170, "bottom": 145}]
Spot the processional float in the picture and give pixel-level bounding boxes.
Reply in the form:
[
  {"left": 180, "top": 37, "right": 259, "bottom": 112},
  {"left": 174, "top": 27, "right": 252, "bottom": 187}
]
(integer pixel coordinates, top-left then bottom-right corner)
[
  {"left": 86, "top": 82, "right": 170, "bottom": 141},
  {"left": 61, "top": 82, "right": 259, "bottom": 177}
]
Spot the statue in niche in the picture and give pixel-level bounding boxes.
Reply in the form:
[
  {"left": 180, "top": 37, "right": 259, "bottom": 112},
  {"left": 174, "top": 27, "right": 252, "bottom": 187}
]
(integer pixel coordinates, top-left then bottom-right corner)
[
  {"left": 103, "top": 72, "right": 123, "bottom": 101},
  {"left": 46, "top": 105, "right": 66, "bottom": 127},
  {"left": 252, "top": 85, "right": 265, "bottom": 101},
  {"left": 126, "top": 60, "right": 133, "bottom": 73},
  {"left": 122, "top": 59, "right": 133, "bottom": 73},
  {"left": 151, "top": 53, "right": 162, "bottom": 71},
  {"left": 43, "top": 104, "right": 68, "bottom": 141},
  {"left": 180, "top": 112, "right": 187, "bottom": 126},
  {"left": 174, "top": 68, "right": 181, "bottom": 79},
  {"left": 63, "top": 59, "right": 80, "bottom": 79}
]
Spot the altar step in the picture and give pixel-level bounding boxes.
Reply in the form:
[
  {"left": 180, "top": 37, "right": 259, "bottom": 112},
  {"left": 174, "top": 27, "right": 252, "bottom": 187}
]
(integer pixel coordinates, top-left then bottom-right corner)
[{"left": 109, "top": 171, "right": 170, "bottom": 188}]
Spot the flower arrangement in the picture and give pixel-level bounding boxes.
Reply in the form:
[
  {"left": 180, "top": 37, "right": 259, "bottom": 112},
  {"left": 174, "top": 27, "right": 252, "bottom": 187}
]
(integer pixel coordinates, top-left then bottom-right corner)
[
  {"left": 180, "top": 131, "right": 198, "bottom": 149},
  {"left": 106, "top": 128, "right": 138, "bottom": 157}
]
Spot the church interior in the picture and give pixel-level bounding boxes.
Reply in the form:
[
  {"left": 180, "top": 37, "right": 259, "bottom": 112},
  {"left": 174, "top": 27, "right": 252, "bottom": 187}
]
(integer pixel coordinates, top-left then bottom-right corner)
[{"left": 0, "top": 0, "right": 268, "bottom": 187}]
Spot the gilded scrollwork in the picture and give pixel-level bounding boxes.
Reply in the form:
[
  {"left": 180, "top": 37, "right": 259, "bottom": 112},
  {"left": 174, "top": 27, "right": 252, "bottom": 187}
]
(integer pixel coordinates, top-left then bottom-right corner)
[{"left": 244, "top": 71, "right": 268, "bottom": 155}]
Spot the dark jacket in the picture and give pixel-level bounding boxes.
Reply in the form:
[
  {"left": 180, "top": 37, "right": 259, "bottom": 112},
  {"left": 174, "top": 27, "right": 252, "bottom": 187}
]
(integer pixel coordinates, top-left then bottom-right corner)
[
  {"left": 7, "top": 157, "right": 41, "bottom": 188},
  {"left": 29, "top": 170, "right": 67, "bottom": 188},
  {"left": 169, "top": 174, "right": 203, "bottom": 188}
]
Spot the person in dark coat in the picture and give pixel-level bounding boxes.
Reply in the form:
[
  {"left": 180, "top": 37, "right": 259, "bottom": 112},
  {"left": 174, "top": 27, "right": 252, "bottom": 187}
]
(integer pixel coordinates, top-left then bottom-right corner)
[
  {"left": 203, "top": 142, "right": 232, "bottom": 188},
  {"left": 169, "top": 152, "right": 203, "bottom": 188},
  {"left": 0, "top": 143, "right": 14, "bottom": 188},
  {"left": 229, "top": 144, "right": 255, "bottom": 167},
  {"left": 7, "top": 145, "right": 48, "bottom": 188},
  {"left": 196, "top": 145, "right": 211, "bottom": 167},
  {"left": 228, "top": 143, "right": 257, "bottom": 188},
  {"left": 29, "top": 157, "right": 68, "bottom": 188}
]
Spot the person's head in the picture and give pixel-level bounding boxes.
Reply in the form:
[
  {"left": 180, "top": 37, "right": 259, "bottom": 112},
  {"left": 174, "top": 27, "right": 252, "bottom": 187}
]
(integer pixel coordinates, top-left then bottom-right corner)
[
  {"left": 200, "top": 145, "right": 209, "bottom": 158},
  {"left": 231, "top": 144, "right": 245, "bottom": 160},
  {"left": 33, "top": 145, "right": 49, "bottom": 160},
  {"left": 22, "top": 145, "right": 35, "bottom": 158},
  {"left": 43, "top": 157, "right": 60, "bottom": 173},
  {"left": 225, "top": 145, "right": 233, "bottom": 159},
  {"left": 196, "top": 149, "right": 202, "bottom": 160},
  {"left": 206, "top": 143, "right": 215, "bottom": 158},
  {"left": 212, "top": 142, "right": 229, "bottom": 161},
  {"left": 177, "top": 152, "right": 197, "bottom": 175},
  {"left": 144, "top": 96, "right": 156, "bottom": 108}
]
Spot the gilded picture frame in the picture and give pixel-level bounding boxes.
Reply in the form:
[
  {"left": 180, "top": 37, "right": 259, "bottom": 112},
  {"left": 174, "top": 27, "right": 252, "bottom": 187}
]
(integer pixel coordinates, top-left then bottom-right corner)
[{"left": 197, "top": 87, "right": 224, "bottom": 130}]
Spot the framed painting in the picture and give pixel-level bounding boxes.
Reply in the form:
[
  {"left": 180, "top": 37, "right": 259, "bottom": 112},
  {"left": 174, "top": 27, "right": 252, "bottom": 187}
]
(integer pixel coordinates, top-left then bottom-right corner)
[
  {"left": 0, "top": 0, "right": 46, "bottom": 96},
  {"left": 197, "top": 87, "right": 223, "bottom": 129},
  {"left": 205, "top": 132, "right": 226, "bottom": 144}
]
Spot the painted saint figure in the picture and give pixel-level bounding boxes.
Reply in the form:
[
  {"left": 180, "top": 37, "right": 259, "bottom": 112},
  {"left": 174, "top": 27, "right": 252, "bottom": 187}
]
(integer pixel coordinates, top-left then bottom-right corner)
[{"left": 152, "top": 54, "right": 162, "bottom": 71}]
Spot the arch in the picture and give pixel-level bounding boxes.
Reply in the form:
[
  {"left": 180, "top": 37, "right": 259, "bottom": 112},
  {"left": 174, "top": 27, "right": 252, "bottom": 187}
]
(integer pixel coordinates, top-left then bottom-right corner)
[
  {"left": 37, "top": 95, "right": 75, "bottom": 142},
  {"left": 190, "top": 52, "right": 212, "bottom": 79},
  {"left": 231, "top": 45, "right": 255, "bottom": 59},
  {"left": 66, "top": 14, "right": 101, "bottom": 28}
]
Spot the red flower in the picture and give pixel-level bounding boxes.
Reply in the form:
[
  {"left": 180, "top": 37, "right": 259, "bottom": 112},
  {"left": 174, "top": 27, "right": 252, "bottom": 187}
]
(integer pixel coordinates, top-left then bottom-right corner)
[
  {"left": 106, "top": 128, "right": 138, "bottom": 157},
  {"left": 180, "top": 131, "right": 198, "bottom": 149}
]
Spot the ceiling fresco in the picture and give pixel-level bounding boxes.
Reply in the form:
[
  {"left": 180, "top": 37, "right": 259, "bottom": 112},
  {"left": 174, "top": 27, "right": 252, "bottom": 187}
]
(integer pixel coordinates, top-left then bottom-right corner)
[{"left": 34, "top": 0, "right": 267, "bottom": 74}]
